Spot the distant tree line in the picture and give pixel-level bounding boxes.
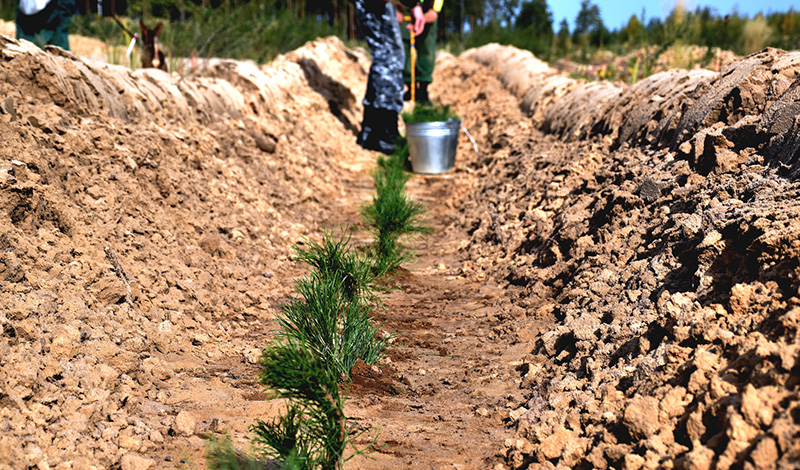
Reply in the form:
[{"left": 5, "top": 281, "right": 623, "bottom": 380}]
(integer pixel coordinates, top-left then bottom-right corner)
[
  {"left": 1, "top": 0, "right": 799, "bottom": 64},
  {"left": 464, "top": 0, "right": 800, "bottom": 61}
]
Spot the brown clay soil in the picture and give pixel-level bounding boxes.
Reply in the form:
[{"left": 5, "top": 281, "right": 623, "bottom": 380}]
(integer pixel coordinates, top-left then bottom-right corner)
[{"left": 1, "top": 23, "right": 800, "bottom": 470}]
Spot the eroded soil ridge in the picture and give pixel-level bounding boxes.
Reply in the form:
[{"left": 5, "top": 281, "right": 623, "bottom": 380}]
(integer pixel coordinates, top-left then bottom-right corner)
[{"left": 439, "top": 45, "right": 800, "bottom": 469}]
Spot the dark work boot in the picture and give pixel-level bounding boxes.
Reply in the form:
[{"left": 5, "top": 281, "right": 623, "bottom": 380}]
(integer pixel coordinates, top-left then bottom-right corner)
[
  {"left": 374, "top": 108, "right": 399, "bottom": 155},
  {"left": 357, "top": 106, "right": 377, "bottom": 149},
  {"left": 415, "top": 81, "right": 431, "bottom": 105},
  {"left": 357, "top": 106, "right": 398, "bottom": 155}
]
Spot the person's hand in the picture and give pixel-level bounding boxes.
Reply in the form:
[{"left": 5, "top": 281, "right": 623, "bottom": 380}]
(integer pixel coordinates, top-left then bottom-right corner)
[
  {"left": 423, "top": 9, "right": 437, "bottom": 23},
  {"left": 396, "top": 10, "right": 404, "bottom": 24},
  {"left": 411, "top": 5, "right": 425, "bottom": 35}
]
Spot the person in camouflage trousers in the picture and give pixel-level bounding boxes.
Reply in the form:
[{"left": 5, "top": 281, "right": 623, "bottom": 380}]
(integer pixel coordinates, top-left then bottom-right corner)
[{"left": 354, "top": 0, "right": 424, "bottom": 155}]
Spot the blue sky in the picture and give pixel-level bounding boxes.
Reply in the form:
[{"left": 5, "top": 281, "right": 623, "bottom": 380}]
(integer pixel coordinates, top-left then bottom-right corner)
[{"left": 551, "top": 0, "right": 798, "bottom": 31}]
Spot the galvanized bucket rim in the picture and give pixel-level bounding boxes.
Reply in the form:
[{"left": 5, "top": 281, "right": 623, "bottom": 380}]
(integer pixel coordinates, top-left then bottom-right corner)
[{"left": 404, "top": 118, "right": 461, "bottom": 131}]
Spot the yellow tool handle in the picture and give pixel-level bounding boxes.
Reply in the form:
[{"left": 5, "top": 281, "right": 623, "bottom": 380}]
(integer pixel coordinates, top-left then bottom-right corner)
[{"left": 403, "top": 16, "right": 416, "bottom": 103}]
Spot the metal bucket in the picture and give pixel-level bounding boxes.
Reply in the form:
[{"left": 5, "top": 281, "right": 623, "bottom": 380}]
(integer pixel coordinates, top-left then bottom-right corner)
[{"left": 405, "top": 119, "right": 461, "bottom": 174}]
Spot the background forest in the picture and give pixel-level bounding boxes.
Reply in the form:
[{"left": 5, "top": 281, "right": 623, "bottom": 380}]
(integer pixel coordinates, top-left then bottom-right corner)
[{"left": 1, "top": 0, "right": 800, "bottom": 74}]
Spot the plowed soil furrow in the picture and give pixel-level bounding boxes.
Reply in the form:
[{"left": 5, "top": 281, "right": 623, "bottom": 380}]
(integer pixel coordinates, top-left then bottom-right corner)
[{"left": 345, "top": 174, "right": 529, "bottom": 469}]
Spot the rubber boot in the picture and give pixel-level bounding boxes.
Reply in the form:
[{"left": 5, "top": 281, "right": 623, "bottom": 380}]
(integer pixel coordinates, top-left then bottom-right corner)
[
  {"left": 357, "top": 107, "right": 398, "bottom": 155},
  {"left": 403, "top": 84, "right": 412, "bottom": 102},
  {"left": 374, "top": 108, "right": 399, "bottom": 155},
  {"left": 356, "top": 106, "right": 377, "bottom": 149},
  {"left": 416, "top": 81, "right": 431, "bottom": 105}
]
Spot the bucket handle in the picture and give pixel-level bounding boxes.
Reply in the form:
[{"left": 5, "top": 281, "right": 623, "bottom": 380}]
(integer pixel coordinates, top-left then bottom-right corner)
[{"left": 461, "top": 124, "right": 481, "bottom": 158}]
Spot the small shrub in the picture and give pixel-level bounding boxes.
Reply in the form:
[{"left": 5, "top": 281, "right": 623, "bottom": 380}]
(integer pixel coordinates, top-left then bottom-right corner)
[
  {"left": 376, "top": 136, "right": 410, "bottom": 173},
  {"left": 361, "top": 177, "right": 430, "bottom": 276},
  {"left": 362, "top": 185, "right": 428, "bottom": 241},
  {"left": 361, "top": 134, "right": 430, "bottom": 276},
  {"left": 368, "top": 233, "right": 414, "bottom": 278},
  {"left": 371, "top": 157, "right": 411, "bottom": 200}
]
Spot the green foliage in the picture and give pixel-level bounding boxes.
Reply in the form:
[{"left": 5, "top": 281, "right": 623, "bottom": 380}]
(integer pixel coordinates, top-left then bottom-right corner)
[
  {"left": 9, "top": 0, "right": 800, "bottom": 71},
  {"left": 620, "top": 14, "right": 646, "bottom": 47},
  {"left": 516, "top": 0, "right": 552, "bottom": 31},
  {"left": 573, "top": 0, "right": 609, "bottom": 49},
  {"left": 251, "top": 406, "right": 311, "bottom": 466},
  {"left": 401, "top": 103, "right": 460, "bottom": 124},
  {"left": 627, "top": 55, "right": 641, "bottom": 85},
  {"left": 377, "top": 135, "right": 411, "bottom": 174},
  {"left": 374, "top": 152, "right": 411, "bottom": 195},
  {"left": 368, "top": 232, "right": 416, "bottom": 278},
  {"left": 362, "top": 180, "right": 428, "bottom": 240},
  {"left": 160, "top": 3, "right": 340, "bottom": 65},
  {"left": 553, "top": 19, "right": 572, "bottom": 57},
  {"left": 277, "top": 273, "right": 391, "bottom": 380},
  {"left": 70, "top": 1, "right": 339, "bottom": 65},
  {"left": 223, "top": 225, "right": 396, "bottom": 470},
  {"left": 70, "top": 15, "right": 131, "bottom": 49},
  {"left": 362, "top": 183, "right": 430, "bottom": 276},
  {"left": 769, "top": 9, "right": 800, "bottom": 50},
  {"left": 254, "top": 340, "right": 348, "bottom": 470},
  {"left": 293, "top": 229, "right": 381, "bottom": 305},
  {"left": 361, "top": 135, "right": 430, "bottom": 276},
  {"left": 742, "top": 14, "right": 773, "bottom": 55},
  {"left": 229, "top": 227, "right": 391, "bottom": 470},
  {"left": 205, "top": 434, "right": 265, "bottom": 470}
]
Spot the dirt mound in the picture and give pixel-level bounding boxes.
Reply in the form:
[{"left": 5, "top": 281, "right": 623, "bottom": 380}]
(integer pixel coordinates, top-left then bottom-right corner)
[
  {"left": 437, "top": 44, "right": 800, "bottom": 469},
  {"left": 0, "top": 33, "right": 378, "bottom": 468},
  {"left": 466, "top": 44, "right": 800, "bottom": 177}
]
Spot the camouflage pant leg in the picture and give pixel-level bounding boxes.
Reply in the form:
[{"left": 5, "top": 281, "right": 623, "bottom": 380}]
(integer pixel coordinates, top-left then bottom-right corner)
[{"left": 354, "top": 0, "right": 404, "bottom": 113}]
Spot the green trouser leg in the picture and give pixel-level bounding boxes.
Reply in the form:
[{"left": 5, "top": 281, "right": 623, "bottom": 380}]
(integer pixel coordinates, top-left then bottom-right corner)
[
  {"left": 402, "top": 19, "right": 437, "bottom": 85},
  {"left": 16, "top": 0, "right": 74, "bottom": 51},
  {"left": 49, "top": 12, "right": 72, "bottom": 51}
]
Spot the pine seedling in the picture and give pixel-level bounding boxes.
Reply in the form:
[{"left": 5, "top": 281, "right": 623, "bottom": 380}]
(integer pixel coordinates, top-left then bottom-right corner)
[
  {"left": 377, "top": 136, "right": 410, "bottom": 173},
  {"left": 251, "top": 404, "right": 314, "bottom": 468},
  {"left": 362, "top": 185, "right": 429, "bottom": 238},
  {"left": 361, "top": 174, "right": 431, "bottom": 275},
  {"left": 401, "top": 102, "right": 460, "bottom": 123},
  {"left": 372, "top": 156, "right": 410, "bottom": 196},
  {"left": 368, "top": 232, "right": 413, "bottom": 277},
  {"left": 254, "top": 340, "right": 348, "bottom": 470},
  {"left": 277, "top": 273, "right": 391, "bottom": 379},
  {"left": 292, "top": 228, "right": 381, "bottom": 305},
  {"left": 205, "top": 434, "right": 266, "bottom": 470}
]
